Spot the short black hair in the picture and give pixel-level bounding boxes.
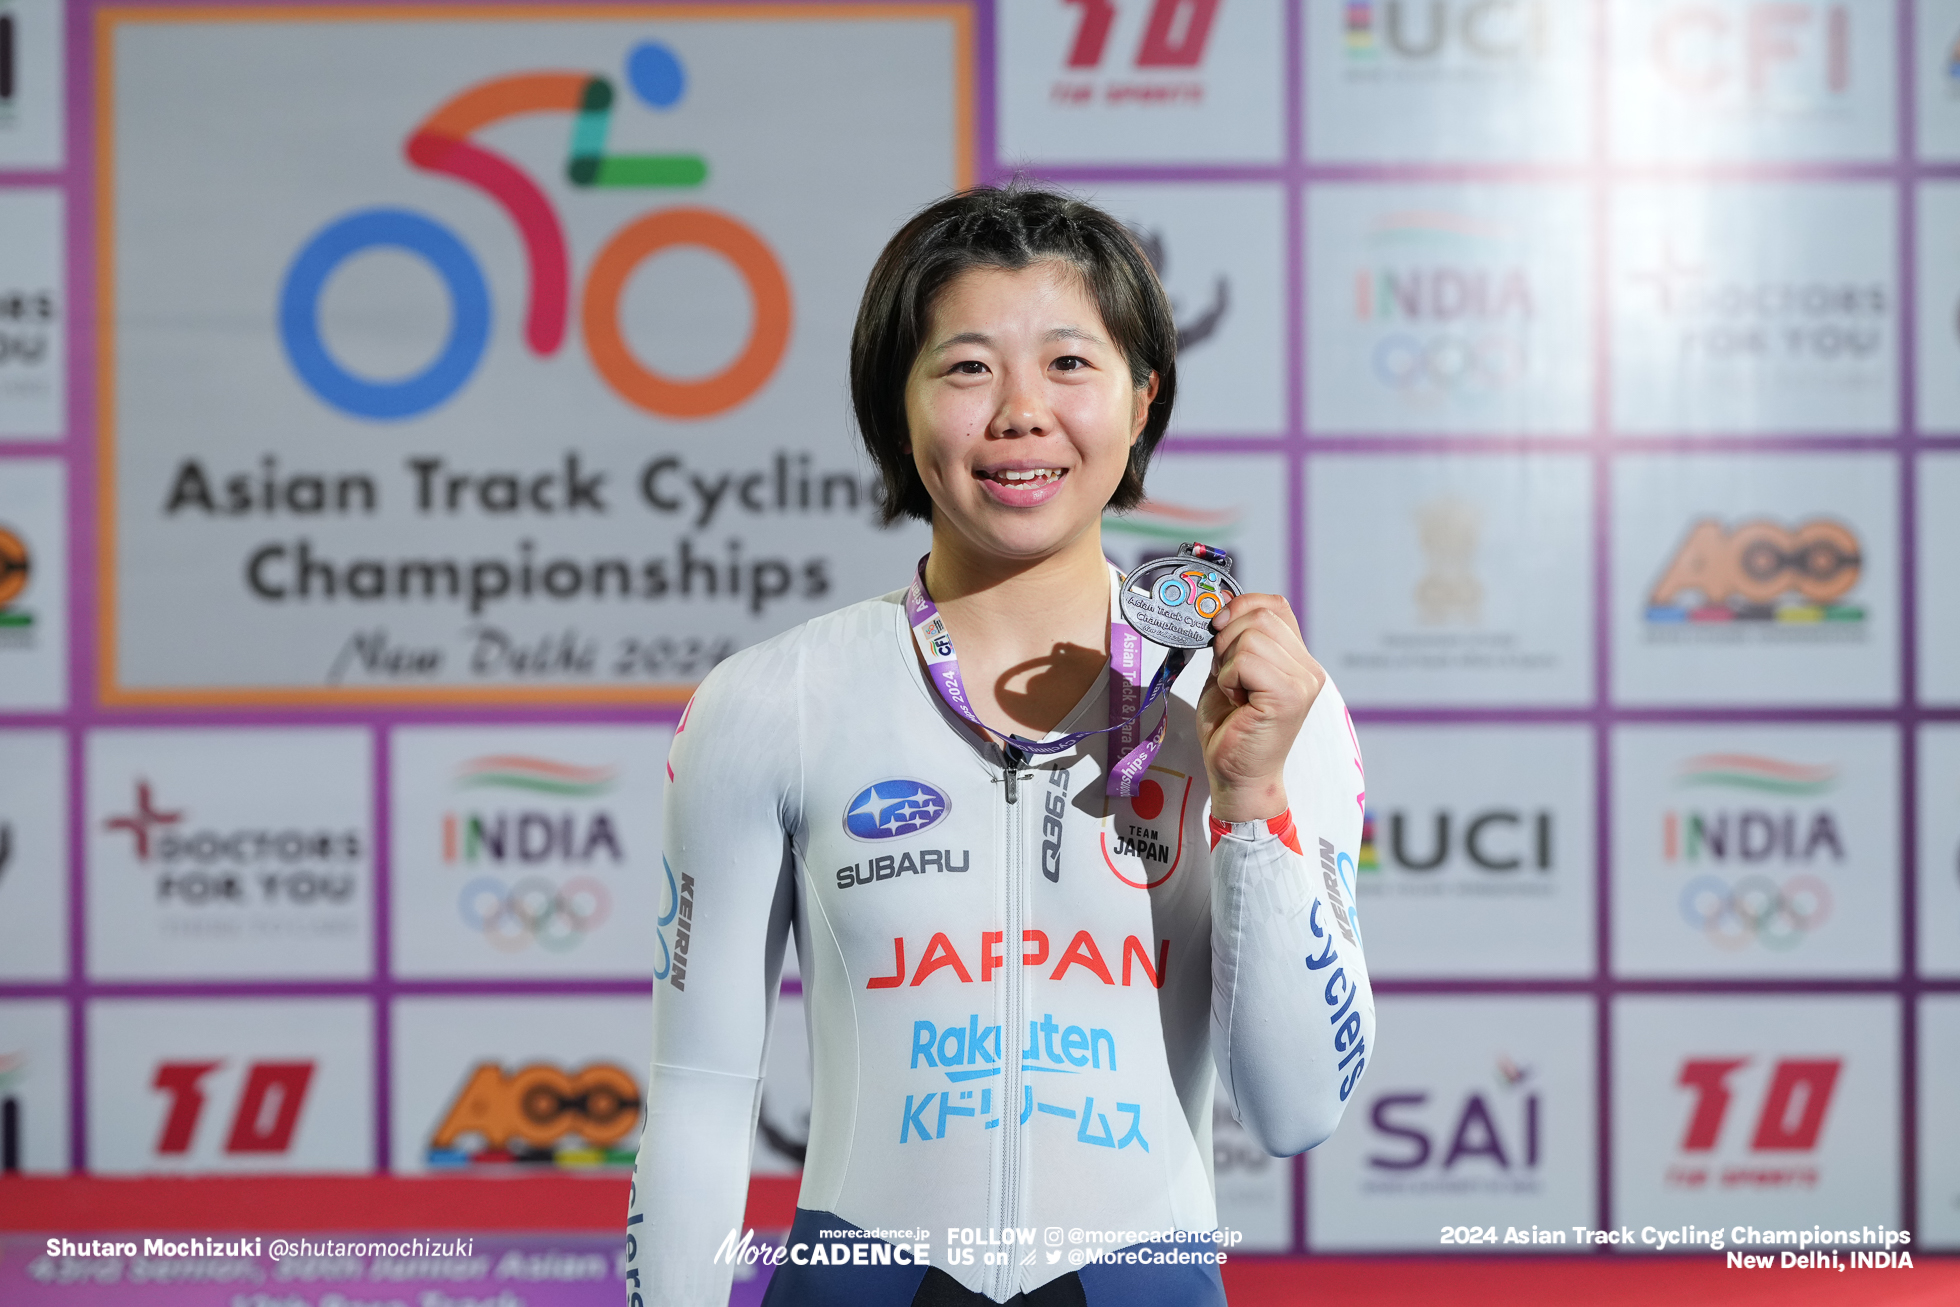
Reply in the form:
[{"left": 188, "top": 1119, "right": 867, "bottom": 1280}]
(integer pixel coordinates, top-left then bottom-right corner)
[{"left": 849, "top": 184, "right": 1178, "bottom": 526}]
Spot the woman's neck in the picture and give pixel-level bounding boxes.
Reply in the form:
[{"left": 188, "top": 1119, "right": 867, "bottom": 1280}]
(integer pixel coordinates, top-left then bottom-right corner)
[{"left": 922, "top": 524, "right": 1113, "bottom": 739}]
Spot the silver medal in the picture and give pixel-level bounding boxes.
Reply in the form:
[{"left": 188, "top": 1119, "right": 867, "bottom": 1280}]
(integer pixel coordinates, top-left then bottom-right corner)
[{"left": 1119, "top": 542, "right": 1243, "bottom": 649}]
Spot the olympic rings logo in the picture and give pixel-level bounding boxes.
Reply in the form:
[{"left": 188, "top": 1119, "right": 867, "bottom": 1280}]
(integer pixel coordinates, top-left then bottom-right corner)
[
  {"left": 1678, "top": 873, "right": 1832, "bottom": 951},
  {"left": 458, "top": 875, "right": 612, "bottom": 952},
  {"left": 280, "top": 42, "right": 791, "bottom": 423},
  {"left": 1154, "top": 567, "right": 1228, "bottom": 621},
  {"left": 1371, "top": 331, "right": 1526, "bottom": 393}
]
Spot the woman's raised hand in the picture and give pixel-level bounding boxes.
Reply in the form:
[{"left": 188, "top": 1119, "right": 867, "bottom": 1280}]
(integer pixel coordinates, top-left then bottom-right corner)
[{"left": 1195, "top": 593, "right": 1325, "bottom": 824}]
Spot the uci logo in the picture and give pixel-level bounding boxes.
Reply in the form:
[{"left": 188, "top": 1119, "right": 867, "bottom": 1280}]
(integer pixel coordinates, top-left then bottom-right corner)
[
  {"left": 280, "top": 41, "right": 791, "bottom": 423},
  {"left": 844, "top": 779, "right": 950, "bottom": 842}
]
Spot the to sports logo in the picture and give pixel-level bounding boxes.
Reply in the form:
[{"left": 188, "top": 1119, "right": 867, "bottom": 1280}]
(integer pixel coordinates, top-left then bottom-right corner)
[
  {"left": 1667, "top": 1054, "right": 1842, "bottom": 1191},
  {"left": 153, "top": 1060, "right": 315, "bottom": 1156},
  {"left": 281, "top": 41, "right": 790, "bottom": 423},
  {"left": 1063, "top": 0, "right": 1219, "bottom": 69}
]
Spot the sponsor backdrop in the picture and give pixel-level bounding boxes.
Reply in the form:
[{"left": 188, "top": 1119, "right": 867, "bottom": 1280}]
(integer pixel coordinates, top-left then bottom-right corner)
[{"left": 0, "top": 0, "right": 1956, "bottom": 1283}]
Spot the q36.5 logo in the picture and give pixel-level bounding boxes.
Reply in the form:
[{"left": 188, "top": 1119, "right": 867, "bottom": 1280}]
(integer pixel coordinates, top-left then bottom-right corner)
[
  {"left": 280, "top": 41, "right": 791, "bottom": 423},
  {"left": 844, "top": 779, "right": 951, "bottom": 841}
]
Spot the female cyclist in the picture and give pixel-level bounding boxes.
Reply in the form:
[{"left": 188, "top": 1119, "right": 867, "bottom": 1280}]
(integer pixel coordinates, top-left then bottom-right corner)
[{"left": 625, "top": 185, "right": 1373, "bottom": 1307}]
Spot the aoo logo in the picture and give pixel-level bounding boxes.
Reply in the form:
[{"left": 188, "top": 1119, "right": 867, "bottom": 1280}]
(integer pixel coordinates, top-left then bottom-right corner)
[
  {"left": 0, "top": 524, "right": 31, "bottom": 641},
  {"left": 427, "top": 1060, "right": 641, "bottom": 1168},
  {"left": 845, "top": 779, "right": 951, "bottom": 841},
  {"left": 281, "top": 41, "right": 791, "bottom": 422},
  {"left": 1647, "top": 518, "right": 1864, "bottom": 628}
]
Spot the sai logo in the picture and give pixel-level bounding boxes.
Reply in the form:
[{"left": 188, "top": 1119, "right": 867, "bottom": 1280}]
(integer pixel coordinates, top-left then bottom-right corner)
[
  {"left": 1365, "top": 1055, "right": 1542, "bottom": 1193},
  {"left": 1647, "top": 517, "right": 1863, "bottom": 627},
  {"left": 281, "top": 41, "right": 790, "bottom": 423},
  {"left": 844, "top": 779, "right": 951, "bottom": 842},
  {"left": 427, "top": 1060, "right": 641, "bottom": 1168}
]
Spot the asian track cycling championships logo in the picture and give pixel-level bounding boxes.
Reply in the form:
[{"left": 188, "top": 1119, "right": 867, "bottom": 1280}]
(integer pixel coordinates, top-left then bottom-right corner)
[
  {"left": 280, "top": 41, "right": 790, "bottom": 423},
  {"left": 1646, "top": 517, "right": 1864, "bottom": 640},
  {"left": 444, "top": 756, "right": 622, "bottom": 953},
  {"left": 1664, "top": 754, "right": 1841, "bottom": 952}
]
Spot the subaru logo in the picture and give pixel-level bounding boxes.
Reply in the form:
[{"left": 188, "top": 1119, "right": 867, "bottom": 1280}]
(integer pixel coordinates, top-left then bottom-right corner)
[{"left": 844, "top": 779, "right": 950, "bottom": 841}]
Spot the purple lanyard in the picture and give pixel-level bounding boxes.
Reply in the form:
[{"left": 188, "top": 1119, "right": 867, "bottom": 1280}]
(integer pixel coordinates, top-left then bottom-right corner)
[{"left": 904, "top": 556, "right": 1189, "bottom": 797}]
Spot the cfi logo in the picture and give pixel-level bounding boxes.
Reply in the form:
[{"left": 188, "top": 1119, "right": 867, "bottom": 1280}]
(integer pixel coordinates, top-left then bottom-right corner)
[
  {"left": 1353, "top": 211, "right": 1536, "bottom": 402},
  {"left": 1648, "top": 2, "right": 1850, "bottom": 106},
  {"left": 1365, "top": 1054, "right": 1542, "bottom": 1190},
  {"left": 1664, "top": 754, "right": 1841, "bottom": 951},
  {"left": 844, "top": 779, "right": 950, "bottom": 842},
  {"left": 1647, "top": 517, "right": 1864, "bottom": 628},
  {"left": 280, "top": 41, "right": 790, "bottom": 423},
  {"left": 1666, "top": 1055, "right": 1841, "bottom": 1191},
  {"left": 152, "top": 1060, "right": 315, "bottom": 1156},
  {"left": 427, "top": 1060, "right": 641, "bottom": 1169},
  {"left": 1343, "top": 0, "right": 1549, "bottom": 64}
]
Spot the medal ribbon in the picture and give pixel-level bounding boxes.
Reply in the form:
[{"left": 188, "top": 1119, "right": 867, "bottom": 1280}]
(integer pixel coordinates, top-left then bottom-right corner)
[{"left": 904, "top": 555, "right": 1189, "bottom": 798}]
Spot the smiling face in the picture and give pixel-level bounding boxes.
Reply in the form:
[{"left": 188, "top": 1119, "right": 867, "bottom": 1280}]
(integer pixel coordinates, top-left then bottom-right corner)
[{"left": 904, "top": 260, "right": 1157, "bottom": 568}]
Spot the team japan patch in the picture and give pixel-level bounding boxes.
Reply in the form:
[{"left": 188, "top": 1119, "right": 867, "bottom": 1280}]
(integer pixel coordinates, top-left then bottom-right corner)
[{"left": 1100, "top": 766, "right": 1191, "bottom": 889}]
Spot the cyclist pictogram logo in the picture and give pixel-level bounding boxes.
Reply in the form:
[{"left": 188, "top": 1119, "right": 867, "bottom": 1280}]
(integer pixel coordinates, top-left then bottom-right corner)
[{"left": 280, "top": 41, "right": 792, "bottom": 423}]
